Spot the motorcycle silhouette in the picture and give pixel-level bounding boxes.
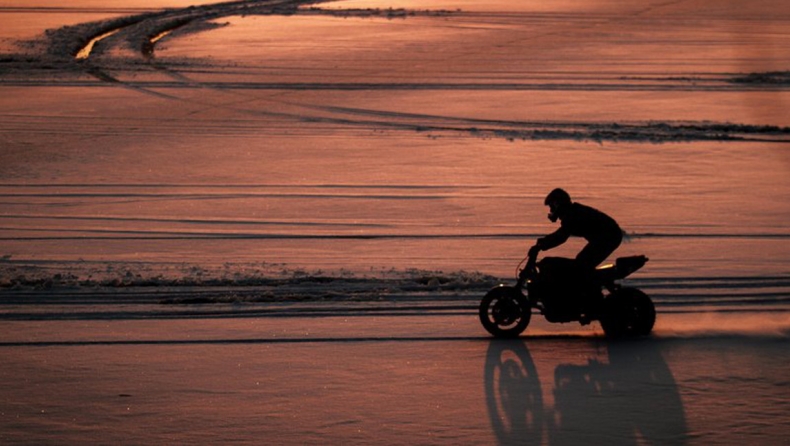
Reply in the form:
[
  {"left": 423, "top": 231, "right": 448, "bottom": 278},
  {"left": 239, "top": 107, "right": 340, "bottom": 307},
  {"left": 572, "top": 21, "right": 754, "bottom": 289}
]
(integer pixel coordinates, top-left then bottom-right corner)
[{"left": 479, "top": 247, "right": 655, "bottom": 337}]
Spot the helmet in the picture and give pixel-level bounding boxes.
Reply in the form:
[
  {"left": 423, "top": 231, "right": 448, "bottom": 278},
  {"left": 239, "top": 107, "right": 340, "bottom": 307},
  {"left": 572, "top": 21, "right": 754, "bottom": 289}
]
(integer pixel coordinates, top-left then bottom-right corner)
[
  {"left": 544, "top": 188, "right": 571, "bottom": 206},
  {"left": 544, "top": 188, "right": 571, "bottom": 222}
]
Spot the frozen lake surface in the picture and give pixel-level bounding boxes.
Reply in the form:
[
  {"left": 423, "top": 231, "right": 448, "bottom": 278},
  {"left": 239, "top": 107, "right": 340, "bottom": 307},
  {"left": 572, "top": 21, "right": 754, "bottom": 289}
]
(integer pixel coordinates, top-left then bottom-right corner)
[{"left": 1, "top": 0, "right": 789, "bottom": 443}]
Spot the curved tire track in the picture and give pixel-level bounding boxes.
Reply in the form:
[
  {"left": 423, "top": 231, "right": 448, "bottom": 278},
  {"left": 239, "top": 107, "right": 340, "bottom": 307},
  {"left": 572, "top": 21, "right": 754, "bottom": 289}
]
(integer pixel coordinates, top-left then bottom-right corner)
[
  {"left": 53, "top": 0, "right": 317, "bottom": 61},
  {"left": 7, "top": 0, "right": 789, "bottom": 144}
]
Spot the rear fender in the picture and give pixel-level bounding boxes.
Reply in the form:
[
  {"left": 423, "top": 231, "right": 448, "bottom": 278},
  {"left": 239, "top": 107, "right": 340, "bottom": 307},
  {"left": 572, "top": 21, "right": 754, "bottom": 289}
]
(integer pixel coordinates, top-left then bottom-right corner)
[
  {"left": 596, "top": 255, "right": 648, "bottom": 282},
  {"left": 616, "top": 255, "right": 648, "bottom": 278}
]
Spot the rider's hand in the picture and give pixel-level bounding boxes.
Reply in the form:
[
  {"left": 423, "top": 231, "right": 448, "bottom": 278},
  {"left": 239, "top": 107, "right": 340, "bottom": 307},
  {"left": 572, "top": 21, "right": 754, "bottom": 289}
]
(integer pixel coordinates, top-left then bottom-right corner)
[{"left": 528, "top": 244, "right": 541, "bottom": 258}]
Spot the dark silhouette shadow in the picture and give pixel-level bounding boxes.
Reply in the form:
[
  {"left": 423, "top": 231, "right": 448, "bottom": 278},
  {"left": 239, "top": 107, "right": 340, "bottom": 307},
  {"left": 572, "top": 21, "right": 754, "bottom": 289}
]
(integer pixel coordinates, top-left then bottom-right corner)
[
  {"left": 549, "top": 340, "right": 688, "bottom": 445},
  {"left": 485, "top": 340, "right": 688, "bottom": 446}
]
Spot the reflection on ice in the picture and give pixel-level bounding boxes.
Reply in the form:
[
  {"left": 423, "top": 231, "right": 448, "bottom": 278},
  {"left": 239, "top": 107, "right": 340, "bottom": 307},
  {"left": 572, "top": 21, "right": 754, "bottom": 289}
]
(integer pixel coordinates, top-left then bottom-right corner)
[
  {"left": 485, "top": 339, "right": 688, "bottom": 445},
  {"left": 485, "top": 340, "right": 544, "bottom": 446}
]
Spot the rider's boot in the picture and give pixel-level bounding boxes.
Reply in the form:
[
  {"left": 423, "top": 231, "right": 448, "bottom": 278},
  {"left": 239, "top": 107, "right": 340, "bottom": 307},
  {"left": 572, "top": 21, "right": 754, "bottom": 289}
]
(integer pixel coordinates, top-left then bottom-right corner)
[{"left": 580, "top": 282, "right": 604, "bottom": 324}]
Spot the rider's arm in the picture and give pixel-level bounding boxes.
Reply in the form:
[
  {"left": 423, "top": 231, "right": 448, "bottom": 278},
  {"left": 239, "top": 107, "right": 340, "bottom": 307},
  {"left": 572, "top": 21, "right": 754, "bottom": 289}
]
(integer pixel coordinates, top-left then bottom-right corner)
[{"left": 537, "top": 227, "right": 569, "bottom": 251}]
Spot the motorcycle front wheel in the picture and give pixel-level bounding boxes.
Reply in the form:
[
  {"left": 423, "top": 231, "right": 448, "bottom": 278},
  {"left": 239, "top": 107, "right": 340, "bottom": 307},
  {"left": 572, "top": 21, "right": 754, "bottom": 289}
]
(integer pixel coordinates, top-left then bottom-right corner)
[
  {"left": 600, "top": 287, "right": 656, "bottom": 337},
  {"left": 479, "top": 286, "right": 531, "bottom": 338}
]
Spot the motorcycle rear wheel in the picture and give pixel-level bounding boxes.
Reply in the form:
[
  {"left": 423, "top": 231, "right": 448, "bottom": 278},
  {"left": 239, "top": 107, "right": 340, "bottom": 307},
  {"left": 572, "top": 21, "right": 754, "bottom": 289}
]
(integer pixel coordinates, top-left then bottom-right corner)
[
  {"left": 479, "top": 286, "right": 531, "bottom": 338},
  {"left": 600, "top": 287, "right": 656, "bottom": 337}
]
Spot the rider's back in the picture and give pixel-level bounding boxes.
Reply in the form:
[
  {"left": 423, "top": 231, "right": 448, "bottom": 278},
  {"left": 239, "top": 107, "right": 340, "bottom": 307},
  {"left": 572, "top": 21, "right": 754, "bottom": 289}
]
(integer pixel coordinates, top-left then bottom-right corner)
[{"left": 560, "top": 202, "right": 621, "bottom": 243}]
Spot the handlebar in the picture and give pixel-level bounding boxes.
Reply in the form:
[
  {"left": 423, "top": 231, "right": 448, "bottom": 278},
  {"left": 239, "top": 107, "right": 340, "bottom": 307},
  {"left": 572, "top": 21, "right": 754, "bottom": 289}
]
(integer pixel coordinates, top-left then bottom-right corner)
[
  {"left": 516, "top": 245, "right": 541, "bottom": 287},
  {"left": 526, "top": 245, "right": 540, "bottom": 270}
]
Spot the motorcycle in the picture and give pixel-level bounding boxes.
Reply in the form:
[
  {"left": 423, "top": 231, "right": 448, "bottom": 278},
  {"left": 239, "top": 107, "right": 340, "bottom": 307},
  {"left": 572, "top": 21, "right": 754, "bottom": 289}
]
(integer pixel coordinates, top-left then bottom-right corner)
[{"left": 479, "top": 247, "right": 655, "bottom": 338}]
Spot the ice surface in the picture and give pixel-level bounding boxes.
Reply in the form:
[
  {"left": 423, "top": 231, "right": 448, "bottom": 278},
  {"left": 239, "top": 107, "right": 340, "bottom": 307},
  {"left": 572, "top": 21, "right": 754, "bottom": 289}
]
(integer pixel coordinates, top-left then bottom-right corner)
[{"left": 1, "top": 1, "right": 790, "bottom": 443}]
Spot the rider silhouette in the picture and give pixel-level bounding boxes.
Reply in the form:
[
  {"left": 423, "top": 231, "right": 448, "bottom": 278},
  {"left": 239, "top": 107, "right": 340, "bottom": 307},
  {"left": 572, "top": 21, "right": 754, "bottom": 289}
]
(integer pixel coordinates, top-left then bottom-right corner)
[{"left": 531, "top": 188, "right": 623, "bottom": 271}]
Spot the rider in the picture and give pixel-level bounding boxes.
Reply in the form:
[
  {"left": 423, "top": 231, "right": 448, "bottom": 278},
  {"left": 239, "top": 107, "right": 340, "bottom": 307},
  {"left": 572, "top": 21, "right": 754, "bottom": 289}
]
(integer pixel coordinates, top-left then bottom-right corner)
[{"left": 530, "top": 188, "right": 623, "bottom": 271}]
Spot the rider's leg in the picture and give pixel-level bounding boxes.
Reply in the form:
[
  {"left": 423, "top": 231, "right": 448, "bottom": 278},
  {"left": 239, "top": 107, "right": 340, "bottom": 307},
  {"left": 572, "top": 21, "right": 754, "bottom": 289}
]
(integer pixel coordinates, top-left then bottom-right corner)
[
  {"left": 575, "top": 235, "right": 622, "bottom": 308},
  {"left": 576, "top": 234, "right": 622, "bottom": 269}
]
